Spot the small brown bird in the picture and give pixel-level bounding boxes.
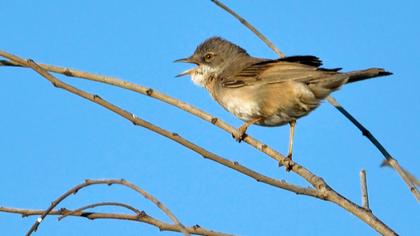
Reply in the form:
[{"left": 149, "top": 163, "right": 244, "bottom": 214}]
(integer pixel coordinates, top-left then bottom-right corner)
[{"left": 175, "top": 37, "right": 391, "bottom": 159}]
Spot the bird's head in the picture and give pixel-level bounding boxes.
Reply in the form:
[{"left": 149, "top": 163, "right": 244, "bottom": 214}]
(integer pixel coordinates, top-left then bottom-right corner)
[{"left": 175, "top": 37, "right": 248, "bottom": 87}]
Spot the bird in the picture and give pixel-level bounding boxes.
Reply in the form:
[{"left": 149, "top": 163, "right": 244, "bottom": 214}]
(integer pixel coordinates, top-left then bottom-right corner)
[{"left": 175, "top": 36, "right": 392, "bottom": 160}]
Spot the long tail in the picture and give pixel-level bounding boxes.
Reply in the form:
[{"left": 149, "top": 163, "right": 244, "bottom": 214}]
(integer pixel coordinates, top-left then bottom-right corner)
[{"left": 346, "top": 68, "right": 392, "bottom": 84}]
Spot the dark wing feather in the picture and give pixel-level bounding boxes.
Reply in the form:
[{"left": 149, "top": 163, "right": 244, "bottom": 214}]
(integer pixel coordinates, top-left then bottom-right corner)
[
  {"left": 276, "top": 55, "right": 323, "bottom": 67},
  {"left": 235, "top": 55, "right": 322, "bottom": 78}
]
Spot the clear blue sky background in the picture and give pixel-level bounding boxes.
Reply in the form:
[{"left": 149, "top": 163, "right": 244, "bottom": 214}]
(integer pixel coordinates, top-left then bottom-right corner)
[{"left": 1, "top": 0, "right": 419, "bottom": 235}]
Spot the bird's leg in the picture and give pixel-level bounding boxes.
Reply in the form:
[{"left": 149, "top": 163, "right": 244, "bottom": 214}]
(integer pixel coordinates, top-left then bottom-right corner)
[
  {"left": 287, "top": 120, "right": 296, "bottom": 159},
  {"left": 232, "top": 117, "right": 262, "bottom": 142}
]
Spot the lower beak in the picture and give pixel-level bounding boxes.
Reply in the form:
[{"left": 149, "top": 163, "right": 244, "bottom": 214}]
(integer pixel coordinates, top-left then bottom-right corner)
[{"left": 176, "top": 67, "right": 197, "bottom": 77}]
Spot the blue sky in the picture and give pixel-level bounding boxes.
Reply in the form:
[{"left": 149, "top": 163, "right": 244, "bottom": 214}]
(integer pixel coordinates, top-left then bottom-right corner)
[{"left": 1, "top": 0, "right": 419, "bottom": 235}]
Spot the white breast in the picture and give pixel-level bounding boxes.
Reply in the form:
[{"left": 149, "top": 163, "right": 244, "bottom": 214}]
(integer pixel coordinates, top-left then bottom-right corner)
[{"left": 221, "top": 95, "right": 261, "bottom": 121}]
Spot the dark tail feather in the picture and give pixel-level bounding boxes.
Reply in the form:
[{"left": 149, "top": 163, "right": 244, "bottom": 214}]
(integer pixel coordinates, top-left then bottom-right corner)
[{"left": 346, "top": 68, "right": 392, "bottom": 84}]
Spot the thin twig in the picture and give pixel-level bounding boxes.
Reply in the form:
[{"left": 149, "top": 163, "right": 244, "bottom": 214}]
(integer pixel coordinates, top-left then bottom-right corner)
[
  {"left": 58, "top": 201, "right": 141, "bottom": 221},
  {"left": 359, "top": 170, "right": 370, "bottom": 210},
  {"left": 0, "top": 206, "right": 231, "bottom": 236},
  {"left": 211, "top": 0, "right": 285, "bottom": 58},
  {"left": 23, "top": 178, "right": 190, "bottom": 236},
  {"left": 210, "top": 0, "right": 418, "bottom": 203},
  {"left": 326, "top": 97, "right": 392, "bottom": 160},
  {"left": 328, "top": 97, "right": 419, "bottom": 202}
]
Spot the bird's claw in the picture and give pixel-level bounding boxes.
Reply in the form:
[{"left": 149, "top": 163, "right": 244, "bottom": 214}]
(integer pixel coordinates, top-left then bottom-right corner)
[{"left": 232, "top": 128, "right": 246, "bottom": 142}]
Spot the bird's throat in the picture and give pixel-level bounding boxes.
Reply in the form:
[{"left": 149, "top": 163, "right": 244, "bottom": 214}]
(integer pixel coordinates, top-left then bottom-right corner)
[{"left": 190, "top": 65, "right": 216, "bottom": 88}]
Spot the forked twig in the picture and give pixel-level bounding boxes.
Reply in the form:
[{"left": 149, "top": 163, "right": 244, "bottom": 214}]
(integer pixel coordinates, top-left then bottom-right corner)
[
  {"left": 0, "top": 206, "right": 230, "bottom": 236},
  {"left": 210, "top": 0, "right": 419, "bottom": 202},
  {"left": 23, "top": 179, "right": 190, "bottom": 236}
]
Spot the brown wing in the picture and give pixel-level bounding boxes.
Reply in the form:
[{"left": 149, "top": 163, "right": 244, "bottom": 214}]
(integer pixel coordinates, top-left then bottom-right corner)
[{"left": 221, "top": 56, "right": 343, "bottom": 88}]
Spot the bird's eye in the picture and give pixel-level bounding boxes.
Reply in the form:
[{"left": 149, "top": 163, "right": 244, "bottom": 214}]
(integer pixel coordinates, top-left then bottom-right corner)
[{"left": 204, "top": 53, "right": 213, "bottom": 62}]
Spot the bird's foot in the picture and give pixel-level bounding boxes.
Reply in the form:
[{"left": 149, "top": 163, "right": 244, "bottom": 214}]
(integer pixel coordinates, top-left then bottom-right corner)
[
  {"left": 279, "top": 153, "right": 293, "bottom": 171},
  {"left": 232, "top": 126, "right": 247, "bottom": 142},
  {"left": 284, "top": 157, "right": 294, "bottom": 172},
  {"left": 285, "top": 162, "right": 293, "bottom": 172}
]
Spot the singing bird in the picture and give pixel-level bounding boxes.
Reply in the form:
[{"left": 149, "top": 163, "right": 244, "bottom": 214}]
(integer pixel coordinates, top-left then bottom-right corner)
[{"left": 175, "top": 37, "right": 391, "bottom": 159}]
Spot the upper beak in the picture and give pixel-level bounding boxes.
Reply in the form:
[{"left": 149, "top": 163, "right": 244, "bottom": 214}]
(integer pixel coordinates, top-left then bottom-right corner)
[
  {"left": 174, "top": 57, "right": 192, "bottom": 63},
  {"left": 174, "top": 56, "right": 198, "bottom": 77},
  {"left": 174, "top": 56, "right": 197, "bottom": 64}
]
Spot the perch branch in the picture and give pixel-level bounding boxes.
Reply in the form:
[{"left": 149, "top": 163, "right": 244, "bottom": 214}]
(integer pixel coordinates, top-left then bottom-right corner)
[
  {"left": 0, "top": 206, "right": 230, "bottom": 236},
  {"left": 1, "top": 50, "right": 397, "bottom": 235}
]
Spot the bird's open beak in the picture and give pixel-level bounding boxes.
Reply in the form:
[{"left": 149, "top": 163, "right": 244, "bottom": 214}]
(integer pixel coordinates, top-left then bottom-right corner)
[{"left": 174, "top": 56, "right": 198, "bottom": 77}]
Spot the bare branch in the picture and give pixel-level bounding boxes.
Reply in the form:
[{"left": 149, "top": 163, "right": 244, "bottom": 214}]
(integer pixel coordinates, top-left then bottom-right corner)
[
  {"left": 359, "top": 170, "right": 370, "bottom": 210},
  {"left": 22, "top": 178, "right": 189, "bottom": 236},
  {"left": 0, "top": 206, "right": 231, "bottom": 236}
]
